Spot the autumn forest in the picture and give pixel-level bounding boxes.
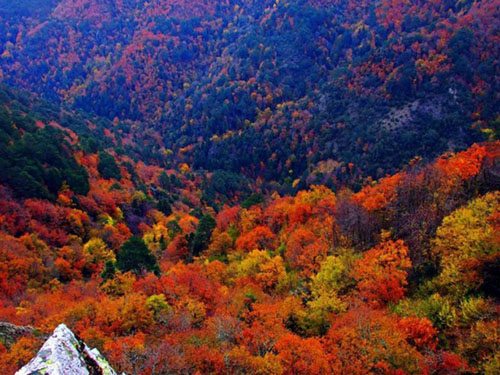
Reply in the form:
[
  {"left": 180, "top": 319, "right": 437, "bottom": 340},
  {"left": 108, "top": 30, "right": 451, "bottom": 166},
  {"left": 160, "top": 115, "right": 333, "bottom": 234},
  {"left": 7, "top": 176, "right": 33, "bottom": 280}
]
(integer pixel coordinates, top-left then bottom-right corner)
[{"left": 0, "top": 0, "right": 500, "bottom": 374}]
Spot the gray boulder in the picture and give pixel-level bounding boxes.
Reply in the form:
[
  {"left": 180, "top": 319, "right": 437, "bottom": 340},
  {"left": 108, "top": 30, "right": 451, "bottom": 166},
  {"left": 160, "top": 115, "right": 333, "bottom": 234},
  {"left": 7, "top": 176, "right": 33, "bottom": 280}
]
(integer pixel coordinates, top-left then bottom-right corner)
[{"left": 16, "top": 323, "right": 117, "bottom": 375}]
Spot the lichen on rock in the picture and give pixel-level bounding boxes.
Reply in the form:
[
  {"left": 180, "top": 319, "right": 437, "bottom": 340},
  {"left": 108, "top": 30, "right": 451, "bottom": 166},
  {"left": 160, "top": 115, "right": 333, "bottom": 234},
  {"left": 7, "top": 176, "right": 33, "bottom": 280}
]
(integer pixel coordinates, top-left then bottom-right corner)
[{"left": 15, "top": 324, "right": 118, "bottom": 375}]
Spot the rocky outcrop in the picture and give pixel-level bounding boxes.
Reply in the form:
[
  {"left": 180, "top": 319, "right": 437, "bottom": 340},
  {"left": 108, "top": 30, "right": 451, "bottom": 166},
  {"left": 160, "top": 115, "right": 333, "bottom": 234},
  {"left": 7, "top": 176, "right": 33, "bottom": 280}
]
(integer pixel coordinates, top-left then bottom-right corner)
[
  {"left": 15, "top": 324, "right": 117, "bottom": 375},
  {"left": 0, "top": 322, "right": 40, "bottom": 348}
]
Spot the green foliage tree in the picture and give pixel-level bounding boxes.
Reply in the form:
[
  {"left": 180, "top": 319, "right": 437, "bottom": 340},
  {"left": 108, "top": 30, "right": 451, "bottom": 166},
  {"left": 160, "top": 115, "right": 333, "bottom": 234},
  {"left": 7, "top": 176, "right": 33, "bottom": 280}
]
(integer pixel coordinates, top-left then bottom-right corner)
[
  {"left": 157, "top": 198, "right": 172, "bottom": 216},
  {"left": 97, "top": 151, "right": 121, "bottom": 180},
  {"left": 242, "top": 193, "right": 265, "bottom": 209},
  {"left": 65, "top": 165, "right": 90, "bottom": 195},
  {"left": 0, "top": 94, "right": 90, "bottom": 199},
  {"left": 100, "top": 260, "right": 117, "bottom": 283},
  {"left": 158, "top": 172, "right": 171, "bottom": 190},
  {"left": 116, "top": 236, "right": 160, "bottom": 276},
  {"left": 10, "top": 169, "right": 51, "bottom": 199},
  {"left": 190, "top": 214, "right": 216, "bottom": 257}
]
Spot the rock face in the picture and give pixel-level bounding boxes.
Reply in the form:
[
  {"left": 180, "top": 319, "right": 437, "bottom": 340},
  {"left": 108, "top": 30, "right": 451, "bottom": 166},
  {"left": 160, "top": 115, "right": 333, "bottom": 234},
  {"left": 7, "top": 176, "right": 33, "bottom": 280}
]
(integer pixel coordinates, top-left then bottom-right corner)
[
  {"left": 0, "top": 322, "right": 40, "bottom": 348},
  {"left": 16, "top": 323, "right": 117, "bottom": 375}
]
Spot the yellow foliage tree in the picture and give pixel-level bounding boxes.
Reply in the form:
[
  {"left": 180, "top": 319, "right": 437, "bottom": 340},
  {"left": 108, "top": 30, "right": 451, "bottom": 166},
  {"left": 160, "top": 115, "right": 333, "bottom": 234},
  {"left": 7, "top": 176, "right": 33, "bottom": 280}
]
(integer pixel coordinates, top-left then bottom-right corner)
[{"left": 83, "top": 237, "right": 115, "bottom": 264}]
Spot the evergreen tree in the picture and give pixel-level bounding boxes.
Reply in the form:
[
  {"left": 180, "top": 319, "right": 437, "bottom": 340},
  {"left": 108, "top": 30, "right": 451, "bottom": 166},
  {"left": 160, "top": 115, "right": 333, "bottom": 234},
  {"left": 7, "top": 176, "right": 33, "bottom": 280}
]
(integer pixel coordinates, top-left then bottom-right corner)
[
  {"left": 116, "top": 236, "right": 160, "bottom": 276},
  {"left": 157, "top": 198, "right": 172, "bottom": 216},
  {"left": 100, "top": 260, "right": 116, "bottom": 283},
  {"left": 97, "top": 151, "right": 121, "bottom": 180},
  {"left": 242, "top": 193, "right": 265, "bottom": 209},
  {"left": 190, "top": 214, "right": 216, "bottom": 257},
  {"left": 159, "top": 171, "right": 171, "bottom": 190}
]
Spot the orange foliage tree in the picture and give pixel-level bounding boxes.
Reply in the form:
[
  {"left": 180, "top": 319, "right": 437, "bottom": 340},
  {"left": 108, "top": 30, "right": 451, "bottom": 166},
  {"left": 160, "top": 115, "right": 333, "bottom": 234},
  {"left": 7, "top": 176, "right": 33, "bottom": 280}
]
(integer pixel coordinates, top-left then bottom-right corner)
[{"left": 352, "top": 238, "right": 411, "bottom": 307}]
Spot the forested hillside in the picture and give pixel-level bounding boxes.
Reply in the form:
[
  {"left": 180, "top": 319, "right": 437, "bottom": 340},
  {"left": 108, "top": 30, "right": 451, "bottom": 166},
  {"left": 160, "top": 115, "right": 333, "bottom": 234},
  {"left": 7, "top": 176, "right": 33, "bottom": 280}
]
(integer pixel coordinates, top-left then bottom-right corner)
[
  {"left": 0, "top": 0, "right": 500, "bottom": 374},
  {"left": 1, "top": 0, "right": 498, "bottom": 189},
  {"left": 0, "top": 84, "right": 499, "bottom": 373}
]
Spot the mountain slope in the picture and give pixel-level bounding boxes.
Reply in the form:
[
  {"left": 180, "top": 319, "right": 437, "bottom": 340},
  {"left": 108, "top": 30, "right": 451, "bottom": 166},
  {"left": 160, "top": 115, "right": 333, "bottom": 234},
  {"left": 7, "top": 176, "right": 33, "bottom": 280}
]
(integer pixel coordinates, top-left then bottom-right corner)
[
  {"left": 0, "top": 0, "right": 498, "bottom": 188},
  {"left": 1, "top": 139, "right": 500, "bottom": 375},
  {"left": 0, "top": 2, "right": 500, "bottom": 374}
]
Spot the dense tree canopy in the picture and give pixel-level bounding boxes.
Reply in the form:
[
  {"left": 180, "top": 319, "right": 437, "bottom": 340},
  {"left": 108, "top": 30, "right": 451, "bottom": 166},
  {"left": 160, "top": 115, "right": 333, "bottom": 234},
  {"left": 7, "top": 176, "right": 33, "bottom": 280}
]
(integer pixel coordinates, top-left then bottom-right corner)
[
  {"left": 0, "top": 0, "right": 499, "bottom": 374},
  {"left": 0, "top": 0, "right": 497, "bottom": 191}
]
